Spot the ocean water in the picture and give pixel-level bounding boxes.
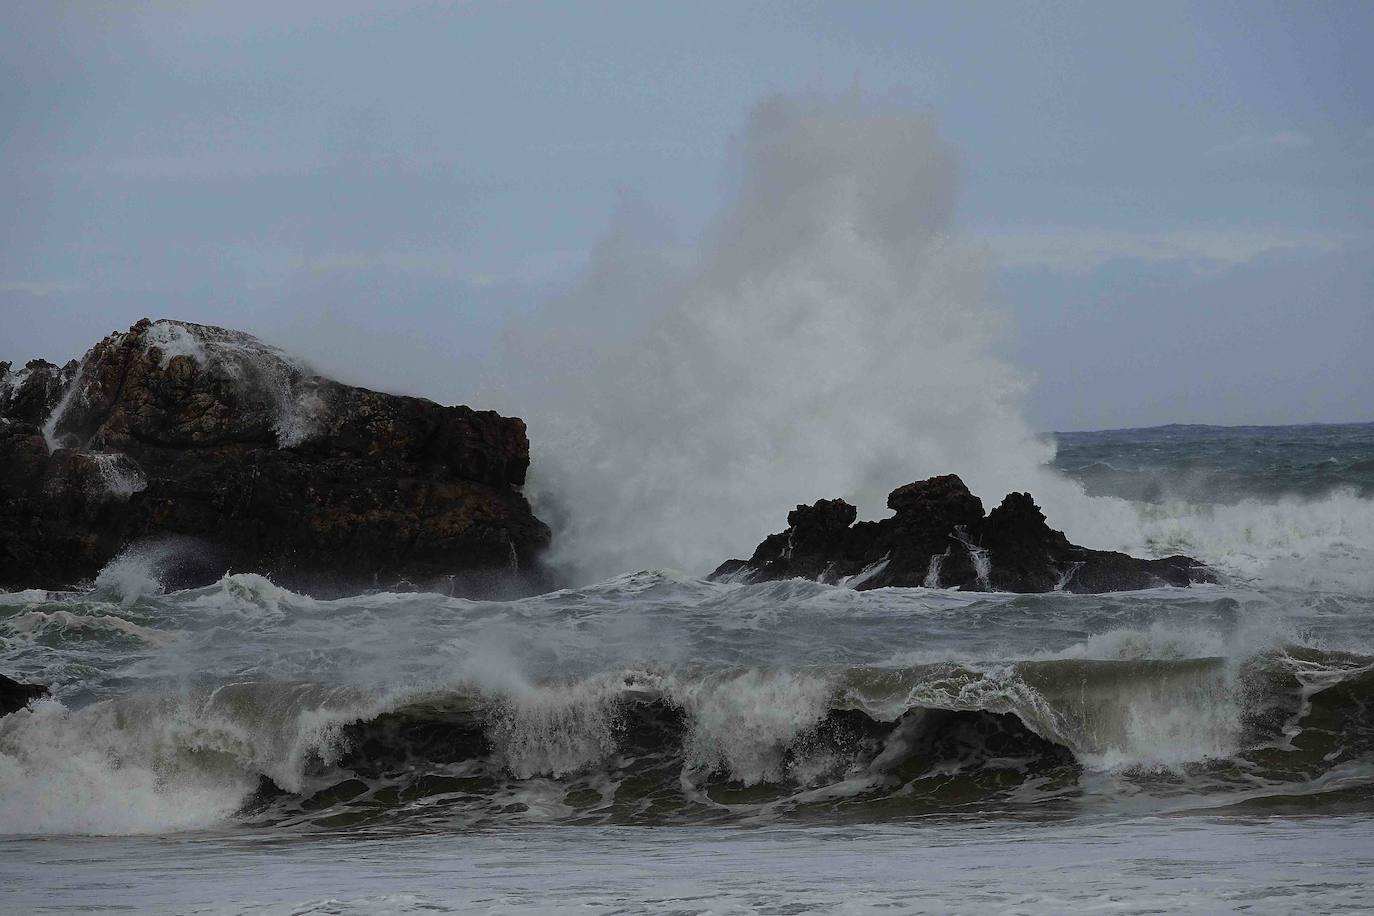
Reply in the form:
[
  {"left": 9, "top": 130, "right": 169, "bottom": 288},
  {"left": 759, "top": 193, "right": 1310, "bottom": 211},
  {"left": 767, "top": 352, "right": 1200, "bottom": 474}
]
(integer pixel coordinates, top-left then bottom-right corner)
[{"left": 3, "top": 422, "right": 1374, "bottom": 914}]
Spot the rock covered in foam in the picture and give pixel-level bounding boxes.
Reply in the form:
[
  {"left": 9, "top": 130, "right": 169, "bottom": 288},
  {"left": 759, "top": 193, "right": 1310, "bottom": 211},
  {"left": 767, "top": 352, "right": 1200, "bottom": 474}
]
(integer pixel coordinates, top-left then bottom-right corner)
[
  {"left": 0, "top": 319, "right": 550, "bottom": 595},
  {"left": 710, "top": 474, "right": 1212, "bottom": 593},
  {"left": 0, "top": 358, "right": 78, "bottom": 428},
  {"left": 0, "top": 673, "right": 48, "bottom": 718}
]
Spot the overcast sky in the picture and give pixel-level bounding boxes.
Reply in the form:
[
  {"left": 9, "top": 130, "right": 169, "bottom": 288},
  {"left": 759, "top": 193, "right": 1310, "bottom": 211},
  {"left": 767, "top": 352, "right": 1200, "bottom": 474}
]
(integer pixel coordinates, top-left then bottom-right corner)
[{"left": 3, "top": 1, "right": 1371, "bottom": 431}]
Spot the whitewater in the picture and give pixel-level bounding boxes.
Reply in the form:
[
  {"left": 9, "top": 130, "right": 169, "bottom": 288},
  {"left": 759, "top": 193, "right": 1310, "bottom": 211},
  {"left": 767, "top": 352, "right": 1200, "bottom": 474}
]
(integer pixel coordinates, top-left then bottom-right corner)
[
  {"left": 4, "top": 420, "right": 1374, "bottom": 913},
  {"left": 3, "top": 99, "right": 1374, "bottom": 914}
]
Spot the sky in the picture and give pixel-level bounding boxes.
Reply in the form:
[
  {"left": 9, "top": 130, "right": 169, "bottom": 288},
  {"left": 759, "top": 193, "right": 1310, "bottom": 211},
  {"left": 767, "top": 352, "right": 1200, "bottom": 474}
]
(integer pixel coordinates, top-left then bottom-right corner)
[{"left": 2, "top": 0, "right": 1372, "bottom": 431}]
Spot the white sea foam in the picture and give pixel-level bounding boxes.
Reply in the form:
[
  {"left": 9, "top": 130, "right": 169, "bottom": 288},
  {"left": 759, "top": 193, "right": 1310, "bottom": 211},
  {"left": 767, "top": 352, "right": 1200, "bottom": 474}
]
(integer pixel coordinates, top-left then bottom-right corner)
[
  {"left": 143, "top": 319, "right": 210, "bottom": 367},
  {"left": 672, "top": 669, "right": 834, "bottom": 785},
  {"left": 0, "top": 681, "right": 400, "bottom": 835},
  {"left": 489, "top": 674, "right": 628, "bottom": 778},
  {"left": 272, "top": 384, "right": 326, "bottom": 447},
  {"left": 141, "top": 320, "right": 330, "bottom": 449},
  {"left": 0, "top": 364, "right": 32, "bottom": 400},
  {"left": 450, "top": 667, "right": 841, "bottom": 785},
  {"left": 40, "top": 354, "right": 89, "bottom": 452},
  {"left": 91, "top": 541, "right": 192, "bottom": 605},
  {"left": 89, "top": 452, "right": 147, "bottom": 499},
  {"left": 93, "top": 557, "right": 166, "bottom": 606},
  {"left": 0, "top": 699, "right": 252, "bottom": 835},
  {"left": 182, "top": 572, "right": 314, "bottom": 619},
  {"left": 1137, "top": 492, "right": 1374, "bottom": 593}
]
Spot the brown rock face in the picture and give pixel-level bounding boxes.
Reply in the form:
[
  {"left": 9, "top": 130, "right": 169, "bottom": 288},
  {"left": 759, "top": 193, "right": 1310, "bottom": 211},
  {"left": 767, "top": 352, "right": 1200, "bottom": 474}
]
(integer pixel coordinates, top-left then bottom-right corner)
[
  {"left": 710, "top": 474, "right": 1212, "bottom": 593},
  {"left": 0, "top": 319, "right": 551, "bottom": 595}
]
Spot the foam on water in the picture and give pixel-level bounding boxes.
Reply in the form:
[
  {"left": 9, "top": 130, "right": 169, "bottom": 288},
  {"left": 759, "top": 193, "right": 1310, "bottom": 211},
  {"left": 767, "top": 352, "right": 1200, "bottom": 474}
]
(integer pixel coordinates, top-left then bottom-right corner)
[
  {"left": 0, "top": 699, "right": 252, "bottom": 835},
  {"left": 181, "top": 572, "right": 315, "bottom": 620},
  {"left": 0, "top": 676, "right": 414, "bottom": 835},
  {"left": 0, "top": 627, "right": 1368, "bottom": 834},
  {"left": 673, "top": 669, "right": 835, "bottom": 785},
  {"left": 6, "top": 609, "right": 172, "bottom": 646},
  {"left": 91, "top": 541, "right": 196, "bottom": 605},
  {"left": 1141, "top": 491, "right": 1374, "bottom": 593},
  {"left": 490, "top": 674, "right": 627, "bottom": 778}
]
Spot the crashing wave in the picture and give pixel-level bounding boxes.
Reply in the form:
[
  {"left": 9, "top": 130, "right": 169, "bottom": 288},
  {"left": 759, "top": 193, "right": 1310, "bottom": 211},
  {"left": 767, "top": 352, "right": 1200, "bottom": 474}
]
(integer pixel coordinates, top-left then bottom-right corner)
[{"left": 3, "top": 652, "right": 1371, "bottom": 834}]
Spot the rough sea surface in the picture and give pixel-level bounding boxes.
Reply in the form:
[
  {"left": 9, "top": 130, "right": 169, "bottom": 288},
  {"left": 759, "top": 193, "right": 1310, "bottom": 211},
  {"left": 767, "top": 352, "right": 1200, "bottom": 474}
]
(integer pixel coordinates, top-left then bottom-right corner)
[{"left": 3, "top": 422, "right": 1373, "bottom": 914}]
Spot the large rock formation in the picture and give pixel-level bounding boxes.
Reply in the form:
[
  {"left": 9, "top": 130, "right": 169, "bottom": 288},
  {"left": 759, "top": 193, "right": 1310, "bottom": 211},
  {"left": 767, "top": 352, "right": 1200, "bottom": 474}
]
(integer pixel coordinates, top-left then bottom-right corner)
[
  {"left": 0, "top": 319, "right": 550, "bottom": 595},
  {"left": 711, "top": 474, "right": 1212, "bottom": 593}
]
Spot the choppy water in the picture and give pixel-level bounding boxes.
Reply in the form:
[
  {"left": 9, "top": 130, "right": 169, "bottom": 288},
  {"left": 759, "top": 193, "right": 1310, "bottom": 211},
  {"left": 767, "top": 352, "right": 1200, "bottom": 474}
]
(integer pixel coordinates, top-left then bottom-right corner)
[
  {"left": 3, "top": 422, "right": 1373, "bottom": 913},
  {"left": 1054, "top": 422, "right": 1374, "bottom": 503}
]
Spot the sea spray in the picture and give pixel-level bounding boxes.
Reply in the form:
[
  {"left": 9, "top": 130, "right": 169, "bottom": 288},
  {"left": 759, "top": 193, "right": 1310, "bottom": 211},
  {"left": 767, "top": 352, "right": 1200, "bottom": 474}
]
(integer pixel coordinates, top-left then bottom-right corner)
[
  {"left": 489, "top": 674, "right": 627, "bottom": 778},
  {"left": 44, "top": 320, "right": 328, "bottom": 453},
  {"left": 672, "top": 669, "right": 835, "bottom": 785},
  {"left": 477, "top": 96, "right": 1374, "bottom": 591},
  {"left": 0, "top": 697, "right": 255, "bottom": 835},
  {"left": 40, "top": 354, "right": 89, "bottom": 452},
  {"left": 490, "top": 95, "right": 1080, "bottom": 582}
]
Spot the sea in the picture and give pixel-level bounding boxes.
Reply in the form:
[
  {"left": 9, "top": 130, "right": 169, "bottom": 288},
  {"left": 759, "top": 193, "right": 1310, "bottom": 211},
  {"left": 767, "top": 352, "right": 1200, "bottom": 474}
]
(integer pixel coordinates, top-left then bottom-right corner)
[{"left": 2, "top": 421, "right": 1373, "bottom": 915}]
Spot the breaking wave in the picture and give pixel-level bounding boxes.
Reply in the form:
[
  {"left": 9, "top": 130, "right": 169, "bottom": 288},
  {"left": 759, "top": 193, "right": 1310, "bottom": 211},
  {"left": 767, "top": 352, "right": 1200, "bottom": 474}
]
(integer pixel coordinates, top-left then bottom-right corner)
[{"left": 3, "top": 647, "right": 1371, "bottom": 834}]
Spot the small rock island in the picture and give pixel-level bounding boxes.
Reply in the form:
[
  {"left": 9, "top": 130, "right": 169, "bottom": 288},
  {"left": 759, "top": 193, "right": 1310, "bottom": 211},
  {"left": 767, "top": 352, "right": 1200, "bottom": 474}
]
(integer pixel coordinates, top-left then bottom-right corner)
[{"left": 711, "top": 474, "right": 1212, "bottom": 593}]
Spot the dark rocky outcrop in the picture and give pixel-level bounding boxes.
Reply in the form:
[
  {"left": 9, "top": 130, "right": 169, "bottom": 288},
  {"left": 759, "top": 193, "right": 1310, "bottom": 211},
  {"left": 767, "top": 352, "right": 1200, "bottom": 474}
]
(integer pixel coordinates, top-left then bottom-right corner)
[
  {"left": 0, "top": 319, "right": 551, "bottom": 595},
  {"left": 711, "top": 474, "right": 1212, "bottom": 593},
  {"left": 0, "top": 673, "right": 48, "bottom": 718}
]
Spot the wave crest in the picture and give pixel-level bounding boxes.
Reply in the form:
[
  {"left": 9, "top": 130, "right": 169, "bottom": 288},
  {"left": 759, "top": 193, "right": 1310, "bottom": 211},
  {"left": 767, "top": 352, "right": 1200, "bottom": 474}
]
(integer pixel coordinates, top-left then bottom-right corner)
[{"left": 5, "top": 651, "right": 1371, "bottom": 834}]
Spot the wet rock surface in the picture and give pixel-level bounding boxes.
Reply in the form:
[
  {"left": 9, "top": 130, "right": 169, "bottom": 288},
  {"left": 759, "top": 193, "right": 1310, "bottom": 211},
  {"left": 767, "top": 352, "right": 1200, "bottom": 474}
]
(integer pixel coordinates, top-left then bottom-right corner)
[
  {"left": 0, "top": 673, "right": 48, "bottom": 718},
  {"left": 711, "top": 474, "right": 1212, "bottom": 593},
  {"left": 0, "top": 319, "right": 550, "bottom": 595}
]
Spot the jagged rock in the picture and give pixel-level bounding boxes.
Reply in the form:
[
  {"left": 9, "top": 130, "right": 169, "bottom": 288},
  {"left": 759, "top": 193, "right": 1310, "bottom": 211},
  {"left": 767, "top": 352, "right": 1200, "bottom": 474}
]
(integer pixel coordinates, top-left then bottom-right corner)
[
  {"left": 0, "top": 358, "right": 78, "bottom": 427},
  {"left": 0, "top": 319, "right": 551, "bottom": 595},
  {"left": 0, "top": 673, "right": 48, "bottom": 718},
  {"left": 980, "top": 492, "right": 1072, "bottom": 592},
  {"left": 711, "top": 474, "right": 1212, "bottom": 593}
]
